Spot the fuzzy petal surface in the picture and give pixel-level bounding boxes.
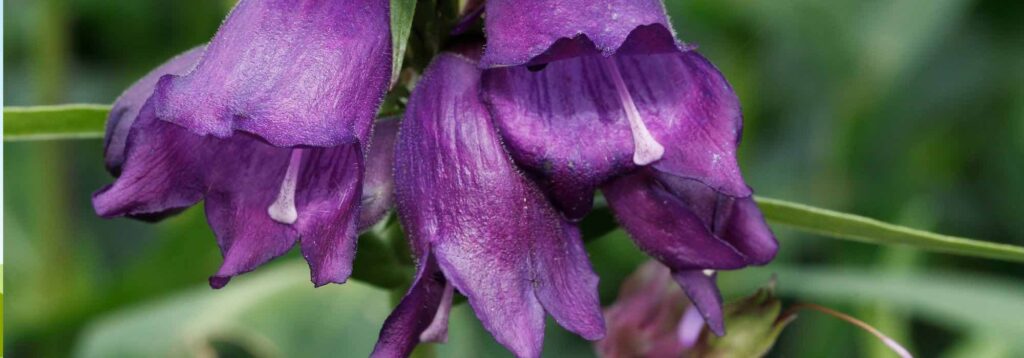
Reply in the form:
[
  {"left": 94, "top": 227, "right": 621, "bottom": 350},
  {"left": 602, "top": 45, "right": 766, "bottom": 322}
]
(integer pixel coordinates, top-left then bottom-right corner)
[
  {"left": 105, "top": 46, "right": 205, "bottom": 174},
  {"left": 480, "top": 0, "right": 677, "bottom": 67},
  {"left": 394, "top": 54, "right": 604, "bottom": 357},
  {"left": 359, "top": 117, "right": 400, "bottom": 231},
  {"left": 152, "top": 0, "right": 391, "bottom": 147},
  {"left": 371, "top": 253, "right": 449, "bottom": 358}
]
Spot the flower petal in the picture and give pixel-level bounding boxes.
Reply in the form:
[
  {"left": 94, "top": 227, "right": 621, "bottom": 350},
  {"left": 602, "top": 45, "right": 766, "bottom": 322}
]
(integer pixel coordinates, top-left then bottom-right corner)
[
  {"left": 152, "top": 0, "right": 391, "bottom": 147},
  {"left": 672, "top": 270, "right": 725, "bottom": 336},
  {"left": 358, "top": 117, "right": 400, "bottom": 231},
  {"left": 371, "top": 253, "right": 449, "bottom": 358},
  {"left": 105, "top": 46, "right": 205, "bottom": 175},
  {"left": 96, "top": 98, "right": 366, "bottom": 288},
  {"left": 204, "top": 136, "right": 366, "bottom": 288},
  {"left": 602, "top": 170, "right": 748, "bottom": 270},
  {"left": 482, "top": 50, "right": 750, "bottom": 219},
  {"left": 533, "top": 221, "right": 606, "bottom": 340},
  {"left": 93, "top": 103, "right": 208, "bottom": 219},
  {"left": 395, "top": 54, "right": 603, "bottom": 357},
  {"left": 658, "top": 173, "right": 778, "bottom": 265},
  {"left": 295, "top": 145, "right": 365, "bottom": 287},
  {"left": 480, "top": 0, "right": 677, "bottom": 67}
]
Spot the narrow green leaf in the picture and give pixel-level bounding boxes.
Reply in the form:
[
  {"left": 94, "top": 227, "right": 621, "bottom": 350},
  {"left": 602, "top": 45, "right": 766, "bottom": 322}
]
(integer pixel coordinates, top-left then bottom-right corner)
[
  {"left": 4, "top": 104, "right": 108, "bottom": 141},
  {"left": 755, "top": 196, "right": 1024, "bottom": 263},
  {"left": 390, "top": 0, "right": 417, "bottom": 85}
]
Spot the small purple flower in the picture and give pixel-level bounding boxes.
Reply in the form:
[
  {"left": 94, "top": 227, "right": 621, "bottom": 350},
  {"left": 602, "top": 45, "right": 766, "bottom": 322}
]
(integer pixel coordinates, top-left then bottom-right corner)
[
  {"left": 93, "top": 0, "right": 394, "bottom": 288},
  {"left": 598, "top": 261, "right": 792, "bottom": 358},
  {"left": 597, "top": 261, "right": 696, "bottom": 358},
  {"left": 373, "top": 53, "right": 604, "bottom": 358},
  {"left": 479, "top": 0, "right": 778, "bottom": 334}
]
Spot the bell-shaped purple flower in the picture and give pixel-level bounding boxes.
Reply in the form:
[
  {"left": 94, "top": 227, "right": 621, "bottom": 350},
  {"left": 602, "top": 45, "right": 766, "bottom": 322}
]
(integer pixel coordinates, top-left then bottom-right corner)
[
  {"left": 479, "top": 0, "right": 778, "bottom": 335},
  {"left": 93, "top": 0, "right": 394, "bottom": 288},
  {"left": 372, "top": 53, "right": 604, "bottom": 358}
]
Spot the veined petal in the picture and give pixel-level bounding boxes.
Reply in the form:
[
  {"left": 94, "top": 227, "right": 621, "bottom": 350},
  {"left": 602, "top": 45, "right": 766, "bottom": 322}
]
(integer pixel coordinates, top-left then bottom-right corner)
[
  {"left": 358, "top": 117, "right": 400, "bottom": 231},
  {"left": 394, "top": 54, "right": 604, "bottom": 358},
  {"left": 658, "top": 173, "right": 778, "bottom": 265},
  {"left": 152, "top": 0, "right": 391, "bottom": 147},
  {"left": 295, "top": 145, "right": 365, "bottom": 287},
  {"left": 95, "top": 100, "right": 366, "bottom": 288},
  {"left": 200, "top": 134, "right": 366, "bottom": 288},
  {"left": 105, "top": 46, "right": 205, "bottom": 175},
  {"left": 482, "top": 50, "right": 750, "bottom": 219},
  {"left": 602, "top": 170, "right": 748, "bottom": 271},
  {"left": 480, "top": 0, "right": 678, "bottom": 67},
  {"left": 93, "top": 103, "right": 209, "bottom": 219},
  {"left": 371, "top": 253, "right": 449, "bottom": 358}
]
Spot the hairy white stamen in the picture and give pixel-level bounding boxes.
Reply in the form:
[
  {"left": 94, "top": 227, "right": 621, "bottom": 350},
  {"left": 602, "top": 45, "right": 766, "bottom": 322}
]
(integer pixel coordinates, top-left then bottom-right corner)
[
  {"left": 603, "top": 57, "right": 665, "bottom": 166},
  {"left": 268, "top": 149, "right": 303, "bottom": 224},
  {"left": 702, "top": 269, "right": 716, "bottom": 277}
]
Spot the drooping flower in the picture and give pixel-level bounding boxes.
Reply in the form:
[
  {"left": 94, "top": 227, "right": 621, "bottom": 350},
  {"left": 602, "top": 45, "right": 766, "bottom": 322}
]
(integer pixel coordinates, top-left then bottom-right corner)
[
  {"left": 93, "top": 0, "right": 394, "bottom": 288},
  {"left": 372, "top": 53, "right": 604, "bottom": 358},
  {"left": 479, "top": 0, "right": 778, "bottom": 334}
]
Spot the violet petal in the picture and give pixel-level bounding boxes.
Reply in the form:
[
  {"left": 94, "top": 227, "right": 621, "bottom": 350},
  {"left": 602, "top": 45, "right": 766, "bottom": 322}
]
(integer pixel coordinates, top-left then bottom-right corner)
[
  {"left": 358, "top": 117, "right": 400, "bottom": 231},
  {"left": 658, "top": 173, "right": 778, "bottom": 265},
  {"left": 94, "top": 101, "right": 366, "bottom": 288},
  {"left": 602, "top": 170, "right": 748, "bottom": 270},
  {"left": 371, "top": 253, "right": 448, "bottom": 358},
  {"left": 480, "top": 0, "right": 677, "bottom": 67},
  {"left": 394, "top": 54, "right": 604, "bottom": 358},
  {"left": 152, "top": 0, "right": 391, "bottom": 147},
  {"left": 673, "top": 270, "right": 725, "bottom": 336},
  {"left": 483, "top": 50, "right": 751, "bottom": 219},
  {"left": 105, "top": 46, "right": 205, "bottom": 175}
]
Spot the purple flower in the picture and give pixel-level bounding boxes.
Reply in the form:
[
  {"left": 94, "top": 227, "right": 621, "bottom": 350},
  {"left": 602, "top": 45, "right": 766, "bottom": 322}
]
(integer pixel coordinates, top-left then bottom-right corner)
[
  {"left": 373, "top": 53, "right": 604, "bottom": 358},
  {"left": 597, "top": 261, "right": 697, "bottom": 358},
  {"left": 479, "top": 0, "right": 778, "bottom": 335},
  {"left": 598, "top": 261, "right": 791, "bottom": 358},
  {"left": 93, "top": 0, "right": 394, "bottom": 288}
]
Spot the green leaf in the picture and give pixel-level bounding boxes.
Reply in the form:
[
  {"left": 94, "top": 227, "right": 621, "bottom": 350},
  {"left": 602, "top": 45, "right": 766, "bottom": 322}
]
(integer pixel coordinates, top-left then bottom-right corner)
[
  {"left": 4, "top": 104, "right": 108, "bottom": 141},
  {"left": 389, "top": 0, "right": 417, "bottom": 86},
  {"left": 754, "top": 197, "right": 1024, "bottom": 263}
]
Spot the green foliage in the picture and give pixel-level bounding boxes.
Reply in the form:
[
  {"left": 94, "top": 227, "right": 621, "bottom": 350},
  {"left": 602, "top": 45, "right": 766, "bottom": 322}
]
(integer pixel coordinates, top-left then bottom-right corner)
[
  {"left": 3, "top": 105, "right": 107, "bottom": 141},
  {"left": 389, "top": 0, "right": 418, "bottom": 85},
  {"left": 756, "top": 197, "right": 1024, "bottom": 263}
]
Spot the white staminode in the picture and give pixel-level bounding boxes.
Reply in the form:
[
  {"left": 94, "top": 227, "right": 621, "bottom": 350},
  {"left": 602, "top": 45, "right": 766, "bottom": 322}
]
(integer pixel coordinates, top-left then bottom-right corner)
[
  {"left": 268, "top": 148, "right": 304, "bottom": 224},
  {"left": 702, "top": 269, "right": 716, "bottom": 277},
  {"left": 603, "top": 57, "right": 665, "bottom": 166}
]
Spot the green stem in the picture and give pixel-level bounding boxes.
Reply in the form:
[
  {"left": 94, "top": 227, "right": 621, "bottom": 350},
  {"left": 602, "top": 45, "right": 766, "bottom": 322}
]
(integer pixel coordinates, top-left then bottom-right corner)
[{"left": 755, "top": 196, "right": 1024, "bottom": 263}]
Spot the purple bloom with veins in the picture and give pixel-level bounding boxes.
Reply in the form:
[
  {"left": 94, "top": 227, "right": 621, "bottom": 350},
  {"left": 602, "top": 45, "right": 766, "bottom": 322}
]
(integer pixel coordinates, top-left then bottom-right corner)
[
  {"left": 93, "top": 0, "right": 393, "bottom": 288},
  {"left": 373, "top": 53, "right": 604, "bottom": 358},
  {"left": 480, "top": 0, "right": 778, "bottom": 335}
]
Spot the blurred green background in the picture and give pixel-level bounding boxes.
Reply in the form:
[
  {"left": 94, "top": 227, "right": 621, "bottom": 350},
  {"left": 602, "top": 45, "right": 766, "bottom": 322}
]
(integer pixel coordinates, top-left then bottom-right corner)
[{"left": 4, "top": 0, "right": 1023, "bottom": 357}]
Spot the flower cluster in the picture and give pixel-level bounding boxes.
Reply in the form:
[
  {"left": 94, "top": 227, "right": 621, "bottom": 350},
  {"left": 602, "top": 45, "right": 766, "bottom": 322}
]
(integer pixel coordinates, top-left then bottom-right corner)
[{"left": 94, "top": 0, "right": 777, "bottom": 357}]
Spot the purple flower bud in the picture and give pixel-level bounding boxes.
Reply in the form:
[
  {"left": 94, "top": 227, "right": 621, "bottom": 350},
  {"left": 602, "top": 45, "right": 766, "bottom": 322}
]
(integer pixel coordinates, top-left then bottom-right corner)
[
  {"left": 478, "top": 0, "right": 778, "bottom": 335},
  {"left": 93, "top": 0, "right": 395, "bottom": 288},
  {"left": 373, "top": 53, "right": 604, "bottom": 358}
]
